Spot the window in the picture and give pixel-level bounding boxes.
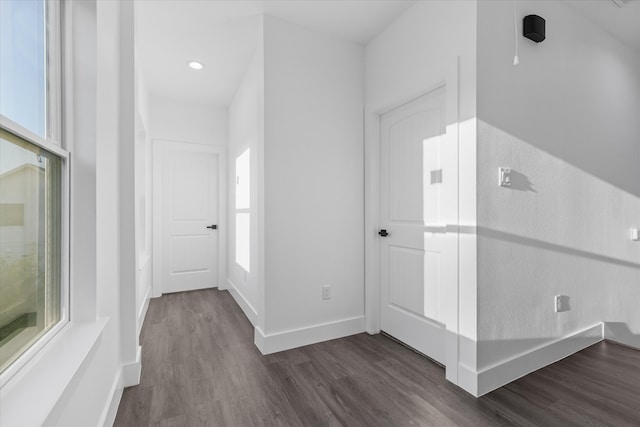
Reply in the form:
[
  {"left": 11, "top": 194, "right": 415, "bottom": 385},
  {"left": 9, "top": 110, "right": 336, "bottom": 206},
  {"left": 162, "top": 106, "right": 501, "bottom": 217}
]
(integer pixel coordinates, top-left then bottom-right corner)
[
  {"left": 0, "top": 0, "right": 66, "bottom": 381},
  {"left": 235, "top": 148, "right": 250, "bottom": 272}
]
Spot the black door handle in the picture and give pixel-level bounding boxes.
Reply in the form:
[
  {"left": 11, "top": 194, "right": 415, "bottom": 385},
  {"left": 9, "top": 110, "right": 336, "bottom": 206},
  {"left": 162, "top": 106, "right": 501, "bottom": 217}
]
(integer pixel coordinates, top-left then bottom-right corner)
[
  {"left": 206, "top": 225, "right": 217, "bottom": 230},
  {"left": 378, "top": 229, "right": 388, "bottom": 237}
]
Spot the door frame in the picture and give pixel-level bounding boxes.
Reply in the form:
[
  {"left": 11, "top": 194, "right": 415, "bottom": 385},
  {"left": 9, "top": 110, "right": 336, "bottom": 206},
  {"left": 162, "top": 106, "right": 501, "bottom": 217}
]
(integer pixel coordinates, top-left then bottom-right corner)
[
  {"left": 364, "top": 57, "right": 461, "bottom": 383},
  {"left": 152, "top": 139, "right": 227, "bottom": 297}
]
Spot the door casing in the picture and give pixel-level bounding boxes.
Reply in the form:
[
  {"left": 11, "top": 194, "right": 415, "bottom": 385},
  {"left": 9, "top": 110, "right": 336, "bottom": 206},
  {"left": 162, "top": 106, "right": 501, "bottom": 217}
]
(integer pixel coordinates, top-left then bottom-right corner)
[
  {"left": 364, "top": 57, "right": 461, "bottom": 384},
  {"left": 152, "top": 139, "right": 227, "bottom": 297}
]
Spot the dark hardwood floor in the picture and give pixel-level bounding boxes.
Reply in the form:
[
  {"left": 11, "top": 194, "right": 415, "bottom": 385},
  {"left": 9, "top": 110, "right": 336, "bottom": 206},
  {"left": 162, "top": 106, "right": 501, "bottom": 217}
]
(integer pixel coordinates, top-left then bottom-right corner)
[{"left": 115, "top": 289, "right": 640, "bottom": 427}]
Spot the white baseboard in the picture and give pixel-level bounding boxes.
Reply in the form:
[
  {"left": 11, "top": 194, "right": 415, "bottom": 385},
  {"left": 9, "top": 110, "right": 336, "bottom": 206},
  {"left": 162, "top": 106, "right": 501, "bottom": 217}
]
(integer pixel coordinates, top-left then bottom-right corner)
[
  {"left": 98, "top": 368, "right": 123, "bottom": 427},
  {"left": 475, "top": 323, "right": 603, "bottom": 396},
  {"left": 227, "top": 279, "right": 257, "bottom": 327},
  {"left": 137, "top": 286, "right": 152, "bottom": 337},
  {"left": 457, "top": 363, "right": 479, "bottom": 397},
  {"left": 603, "top": 322, "right": 640, "bottom": 350},
  {"left": 254, "top": 316, "right": 366, "bottom": 355},
  {"left": 122, "top": 345, "right": 141, "bottom": 387}
]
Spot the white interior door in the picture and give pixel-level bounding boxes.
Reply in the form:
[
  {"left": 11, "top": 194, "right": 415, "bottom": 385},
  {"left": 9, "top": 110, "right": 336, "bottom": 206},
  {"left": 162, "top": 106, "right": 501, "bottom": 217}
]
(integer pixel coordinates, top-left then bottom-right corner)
[
  {"left": 159, "top": 143, "right": 219, "bottom": 294},
  {"left": 379, "top": 87, "right": 454, "bottom": 365}
]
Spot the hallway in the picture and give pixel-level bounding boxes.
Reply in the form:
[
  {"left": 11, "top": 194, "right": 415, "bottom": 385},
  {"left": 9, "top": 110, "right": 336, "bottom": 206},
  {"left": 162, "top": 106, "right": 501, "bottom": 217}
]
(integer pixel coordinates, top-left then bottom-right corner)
[{"left": 114, "top": 290, "right": 640, "bottom": 426}]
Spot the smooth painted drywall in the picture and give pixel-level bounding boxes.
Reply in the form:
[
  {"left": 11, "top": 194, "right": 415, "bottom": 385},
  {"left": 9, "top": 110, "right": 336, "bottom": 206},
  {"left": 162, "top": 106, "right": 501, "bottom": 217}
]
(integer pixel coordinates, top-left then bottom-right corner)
[
  {"left": 228, "top": 50, "right": 261, "bottom": 319},
  {"left": 117, "top": 0, "right": 139, "bottom": 380},
  {"left": 45, "top": 1, "right": 127, "bottom": 424},
  {"left": 149, "top": 96, "right": 228, "bottom": 147},
  {"left": 365, "top": 0, "right": 478, "bottom": 390},
  {"left": 476, "top": 0, "right": 640, "bottom": 373},
  {"left": 135, "top": 63, "right": 152, "bottom": 333},
  {"left": 478, "top": 0, "right": 640, "bottom": 198},
  {"left": 366, "top": 0, "right": 477, "bottom": 122},
  {"left": 262, "top": 15, "right": 365, "bottom": 334}
]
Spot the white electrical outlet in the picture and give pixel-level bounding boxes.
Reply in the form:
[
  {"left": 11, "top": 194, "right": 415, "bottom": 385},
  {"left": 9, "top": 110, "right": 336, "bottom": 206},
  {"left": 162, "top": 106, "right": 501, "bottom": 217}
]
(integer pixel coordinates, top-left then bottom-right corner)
[
  {"left": 554, "top": 295, "right": 562, "bottom": 312},
  {"left": 322, "top": 285, "right": 331, "bottom": 300}
]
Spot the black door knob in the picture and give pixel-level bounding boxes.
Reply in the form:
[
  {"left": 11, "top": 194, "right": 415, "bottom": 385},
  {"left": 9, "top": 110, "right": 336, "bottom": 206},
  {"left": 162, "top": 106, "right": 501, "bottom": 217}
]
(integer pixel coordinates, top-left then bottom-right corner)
[
  {"left": 378, "top": 229, "right": 388, "bottom": 237},
  {"left": 206, "top": 225, "right": 217, "bottom": 230}
]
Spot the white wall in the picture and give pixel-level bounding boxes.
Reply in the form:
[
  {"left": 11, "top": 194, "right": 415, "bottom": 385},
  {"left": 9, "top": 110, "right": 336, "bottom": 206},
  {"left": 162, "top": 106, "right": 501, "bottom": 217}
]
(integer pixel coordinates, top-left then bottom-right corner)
[
  {"left": 134, "top": 59, "right": 151, "bottom": 334},
  {"left": 259, "top": 16, "right": 365, "bottom": 344},
  {"left": 366, "top": 1, "right": 477, "bottom": 121},
  {"left": 476, "top": 0, "right": 640, "bottom": 392},
  {"left": 116, "top": 0, "right": 140, "bottom": 390},
  {"left": 149, "top": 96, "right": 227, "bottom": 147},
  {"left": 44, "top": 1, "right": 129, "bottom": 425},
  {"left": 227, "top": 48, "right": 261, "bottom": 324},
  {"left": 478, "top": 1, "right": 640, "bottom": 198},
  {"left": 365, "top": 0, "right": 478, "bottom": 392}
]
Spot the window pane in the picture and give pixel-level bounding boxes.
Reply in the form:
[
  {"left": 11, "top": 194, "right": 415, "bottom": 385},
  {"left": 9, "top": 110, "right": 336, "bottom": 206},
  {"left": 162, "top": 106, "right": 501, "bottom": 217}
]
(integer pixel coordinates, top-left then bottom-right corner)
[
  {"left": 0, "top": 0, "right": 46, "bottom": 137},
  {"left": 0, "top": 129, "right": 61, "bottom": 372},
  {"left": 235, "top": 149, "right": 250, "bottom": 210},
  {"left": 235, "top": 213, "right": 250, "bottom": 272}
]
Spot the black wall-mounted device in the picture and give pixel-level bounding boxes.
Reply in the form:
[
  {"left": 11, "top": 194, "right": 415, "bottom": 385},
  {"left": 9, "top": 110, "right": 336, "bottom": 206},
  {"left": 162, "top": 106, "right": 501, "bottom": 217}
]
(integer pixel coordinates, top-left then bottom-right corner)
[{"left": 523, "top": 15, "right": 545, "bottom": 43}]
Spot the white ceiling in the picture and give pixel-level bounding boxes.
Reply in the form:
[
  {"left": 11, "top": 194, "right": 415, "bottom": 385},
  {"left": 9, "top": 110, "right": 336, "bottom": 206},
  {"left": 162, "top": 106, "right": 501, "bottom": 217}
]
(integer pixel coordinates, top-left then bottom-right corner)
[
  {"left": 136, "top": 0, "right": 640, "bottom": 107},
  {"left": 564, "top": 0, "right": 640, "bottom": 53},
  {"left": 135, "top": 0, "right": 416, "bottom": 106}
]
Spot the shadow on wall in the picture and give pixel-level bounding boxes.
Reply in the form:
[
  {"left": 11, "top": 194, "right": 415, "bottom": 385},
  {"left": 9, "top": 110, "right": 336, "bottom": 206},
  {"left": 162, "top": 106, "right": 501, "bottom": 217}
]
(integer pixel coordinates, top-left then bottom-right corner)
[
  {"left": 471, "top": 226, "right": 640, "bottom": 271},
  {"left": 506, "top": 170, "right": 536, "bottom": 193},
  {"left": 604, "top": 322, "right": 640, "bottom": 350},
  {"left": 467, "top": 322, "right": 640, "bottom": 371}
]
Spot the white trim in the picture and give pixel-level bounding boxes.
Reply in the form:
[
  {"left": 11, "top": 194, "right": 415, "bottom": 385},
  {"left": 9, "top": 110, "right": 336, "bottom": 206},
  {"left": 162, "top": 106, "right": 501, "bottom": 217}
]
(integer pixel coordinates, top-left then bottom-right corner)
[
  {"left": 98, "top": 368, "right": 123, "bottom": 427},
  {"left": 457, "top": 362, "right": 479, "bottom": 397},
  {"left": 475, "top": 323, "right": 604, "bottom": 397},
  {"left": 444, "top": 57, "right": 461, "bottom": 385},
  {"left": 122, "top": 345, "right": 141, "bottom": 388},
  {"left": 363, "top": 109, "right": 381, "bottom": 335},
  {"left": 152, "top": 139, "right": 227, "bottom": 297},
  {"left": 363, "top": 57, "right": 461, "bottom": 385},
  {"left": 151, "top": 140, "right": 163, "bottom": 298},
  {"left": 0, "top": 316, "right": 68, "bottom": 388},
  {"left": 254, "top": 316, "right": 366, "bottom": 355},
  {"left": 137, "top": 286, "right": 152, "bottom": 337},
  {"left": 0, "top": 318, "right": 108, "bottom": 427},
  {"left": 46, "top": 0, "right": 63, "bottom": 146},
  {"left": 0, "top": 124, "right": 71, "bottom": 389},
  {"left": 227, "top": 279, "right": 257, "bottom": 326},
  {"left": 137, "top": 253, "right": 150, "bottom": 271},
  {"left": 0, "top": 116, "right": 69, "bottom": 158}
]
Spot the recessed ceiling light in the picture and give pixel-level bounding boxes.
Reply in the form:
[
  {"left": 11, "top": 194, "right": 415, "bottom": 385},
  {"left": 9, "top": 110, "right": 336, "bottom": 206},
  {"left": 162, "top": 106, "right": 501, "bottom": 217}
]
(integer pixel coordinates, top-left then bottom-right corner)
[{"left": 188, "top": 61, "right": 204, "bottom": 70}]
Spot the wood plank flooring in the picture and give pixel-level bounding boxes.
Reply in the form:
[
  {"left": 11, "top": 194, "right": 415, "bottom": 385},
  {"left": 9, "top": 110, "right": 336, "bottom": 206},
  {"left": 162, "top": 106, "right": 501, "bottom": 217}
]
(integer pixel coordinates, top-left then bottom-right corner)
[{"left": 115, "top": 289, "right": 640, "bottom": 426}]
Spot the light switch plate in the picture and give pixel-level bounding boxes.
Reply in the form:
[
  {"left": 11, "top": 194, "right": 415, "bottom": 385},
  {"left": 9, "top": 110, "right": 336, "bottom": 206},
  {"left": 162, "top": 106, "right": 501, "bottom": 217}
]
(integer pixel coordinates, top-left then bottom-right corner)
[
  {"left": 499, "top": 167, "right": 511, "bottom": 187},
  {"left": 554, "top": 295, "right": 570, "bottom": 312},
  {"left": 631, "top": 228, "right": 640, "bottom": 241},
  {"left": 322, "top": 285, "right": 331, "bottom": 300}
]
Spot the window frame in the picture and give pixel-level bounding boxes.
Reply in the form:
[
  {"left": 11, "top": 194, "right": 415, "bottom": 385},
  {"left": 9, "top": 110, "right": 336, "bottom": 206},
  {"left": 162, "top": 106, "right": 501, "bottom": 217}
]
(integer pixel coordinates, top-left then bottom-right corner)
[{"left": 0, "top": 0, "right": 70, "bottom": 388}]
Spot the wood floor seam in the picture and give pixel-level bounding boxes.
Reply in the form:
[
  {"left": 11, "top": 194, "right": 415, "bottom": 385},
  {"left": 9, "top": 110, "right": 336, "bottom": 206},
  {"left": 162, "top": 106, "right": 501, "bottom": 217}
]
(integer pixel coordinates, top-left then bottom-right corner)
[{"left": 115, "top": 289, "right": 640, "bottom": 427}]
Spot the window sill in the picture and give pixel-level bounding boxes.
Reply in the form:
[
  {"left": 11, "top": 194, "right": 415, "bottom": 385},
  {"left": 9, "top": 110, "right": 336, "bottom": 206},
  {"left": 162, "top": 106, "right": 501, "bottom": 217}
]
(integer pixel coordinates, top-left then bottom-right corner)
[{"left": 0, "top": 317, "right": 108, "bottom": 427}]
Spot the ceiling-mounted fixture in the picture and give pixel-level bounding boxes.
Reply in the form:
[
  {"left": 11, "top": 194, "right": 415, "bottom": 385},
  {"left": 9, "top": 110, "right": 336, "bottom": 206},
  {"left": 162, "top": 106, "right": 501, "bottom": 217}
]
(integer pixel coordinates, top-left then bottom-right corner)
[
  {"left": 523, "top": 14, "right": 545, "bottom": 43},
  {"left": 187, "top": 60, "right": 204, "bottom": 70}
]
